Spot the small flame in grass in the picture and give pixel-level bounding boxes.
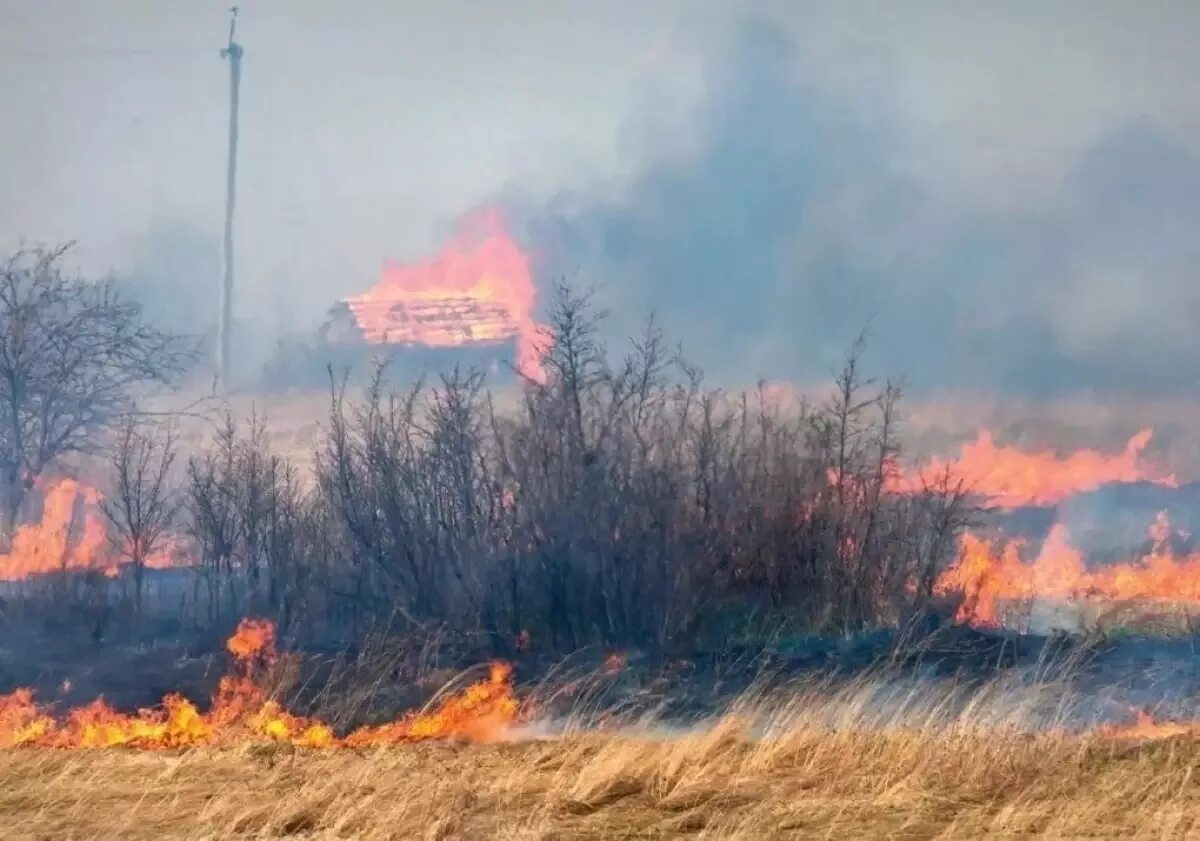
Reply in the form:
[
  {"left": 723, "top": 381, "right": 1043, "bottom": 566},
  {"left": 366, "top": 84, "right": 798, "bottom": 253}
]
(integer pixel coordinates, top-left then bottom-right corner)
[
  {"left": 344, "top": 663, "right": 517, "bottom": 746},
  {"left": 602, "top": 652, "right": 627, "bottom": 675},
  {"left": 889, "top": 428, "right": 1176, "bottom": 509},
  {"left": 0, "top": 619, "right": 518, "bottom": 749},
  {"left": 1098, "top": 708, "right": 1200, "bottom": 741},
  {"left": 936, "top": 512, "right": 1200, "bottom": 628}
]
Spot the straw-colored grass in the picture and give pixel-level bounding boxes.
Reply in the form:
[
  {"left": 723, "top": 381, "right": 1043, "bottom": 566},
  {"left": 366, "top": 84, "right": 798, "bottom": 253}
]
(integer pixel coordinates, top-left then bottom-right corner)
[{"left": 3, "top": 679, "right": 1198, "bottom": 840}]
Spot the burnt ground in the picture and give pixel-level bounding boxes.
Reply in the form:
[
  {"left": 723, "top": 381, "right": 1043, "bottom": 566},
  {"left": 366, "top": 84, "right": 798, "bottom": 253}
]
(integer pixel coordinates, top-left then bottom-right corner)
[{"left": 3, "top": 611, "right": 1200, "bottom": 734}]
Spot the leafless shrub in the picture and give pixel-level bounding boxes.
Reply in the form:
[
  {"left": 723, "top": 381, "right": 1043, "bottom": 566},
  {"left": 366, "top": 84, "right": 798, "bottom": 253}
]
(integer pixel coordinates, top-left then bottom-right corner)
[
  {"left": 99, "top": 416, "right": 181, "bottom": 619},
  {"left": 72, "top": 281, "right": 972, "bottom": 653},
  {"left": 185, "top": 410, "right": 316, "bottom": 630},
  {"left": 245, "top": 283, "right": 970, "bottom": 653}
]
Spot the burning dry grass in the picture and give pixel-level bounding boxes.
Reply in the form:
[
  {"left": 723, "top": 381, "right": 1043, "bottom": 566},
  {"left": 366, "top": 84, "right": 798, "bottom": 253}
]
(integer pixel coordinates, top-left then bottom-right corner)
[
  {"left": 0, "top": 620, "right": 517, "bottom": 750},
  {"left": 4, "top": 662, "right": 1200, "bottom": 841},
  {"left": 2, "top": 715, "right": 1198, "bottom": 840},
  {"left": 5, "top": 618, "right": 1200, "bottom": 837}
]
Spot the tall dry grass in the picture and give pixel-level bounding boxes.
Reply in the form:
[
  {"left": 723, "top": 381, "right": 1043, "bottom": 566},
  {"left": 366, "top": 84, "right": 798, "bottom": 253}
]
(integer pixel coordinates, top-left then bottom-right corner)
[{"left": 2, "top": 674, "right": 1196, "bottom": 840}]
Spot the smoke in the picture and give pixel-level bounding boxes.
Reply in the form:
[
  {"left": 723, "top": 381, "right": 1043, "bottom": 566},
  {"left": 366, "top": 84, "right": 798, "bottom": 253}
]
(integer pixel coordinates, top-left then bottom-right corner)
[
  {"left": 510, "top": 20, "right": 1200, "bottom": 396},
  {"left": 93, "top": 14, "right": 1200, "bottom": 397},
  {"left": 116, "top": 217, "right": 218, "bottom": 340},
  {"left": 115, "top": 216, "right": 289, "bottom": 385}
]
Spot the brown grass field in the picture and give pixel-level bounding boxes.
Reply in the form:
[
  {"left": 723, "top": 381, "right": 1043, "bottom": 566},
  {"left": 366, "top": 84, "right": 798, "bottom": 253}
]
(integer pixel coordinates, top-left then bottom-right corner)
[{"left": 3, "top": 694, "right": 1198, "bottom": 840}]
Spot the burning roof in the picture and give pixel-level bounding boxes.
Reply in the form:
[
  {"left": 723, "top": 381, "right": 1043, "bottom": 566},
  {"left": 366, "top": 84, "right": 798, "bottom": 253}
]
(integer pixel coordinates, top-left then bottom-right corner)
[{"left": 323, "top": 210, "right": 544, "bottom": 381}]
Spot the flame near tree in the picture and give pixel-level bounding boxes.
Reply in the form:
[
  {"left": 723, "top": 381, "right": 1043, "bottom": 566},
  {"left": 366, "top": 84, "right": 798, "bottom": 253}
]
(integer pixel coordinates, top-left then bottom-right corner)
[
  {"left": 0, "top": 245, "right": 192, "bottom": 544},
  {"left": 0, "top": 619, "right": 518, "bottom": 749},
  {"left": 0, "top": 477, "right": 182, "bottom": 583}
]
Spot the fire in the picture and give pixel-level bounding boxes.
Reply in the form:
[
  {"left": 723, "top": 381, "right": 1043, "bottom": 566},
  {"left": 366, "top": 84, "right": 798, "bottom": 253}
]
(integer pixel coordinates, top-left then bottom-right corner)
[
  {"left": 602, "top": 652, "right": 627, "bottom": 675},
  {"left": 936, "top": 512, "right": 1200, "bottom": 628},
  {"left": 0, "top": 478, "right": 107, "bottom": 581},
  {"left": 1098, "top": 708, "right": 1200, "bottom": 741},
  {"left": 890, "top": 428, "right": 1176, "bottom": 508},
  {"left": 225, "top": 618, "right": 276, "bottom": 661},
  {"left": 0, "top": 477, "right": 186, "bottom": 582},
  {"left": 0, "top": 619, "right": 518, "bottom": 749},
  {"left": 340, "top": 209, "right": 545, "bottom": 381},
  {"left": 343, "top": 663, "right": 517, "bottom": 746}
]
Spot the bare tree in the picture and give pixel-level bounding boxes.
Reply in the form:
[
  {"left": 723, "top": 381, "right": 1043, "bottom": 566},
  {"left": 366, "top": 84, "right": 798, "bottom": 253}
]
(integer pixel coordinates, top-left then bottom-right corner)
[
  {"left": 100, "top": 416, "right": 182, "bottom": 619},
  {"left": 0, "top": 245, "right": 193, "bottom": 542}
]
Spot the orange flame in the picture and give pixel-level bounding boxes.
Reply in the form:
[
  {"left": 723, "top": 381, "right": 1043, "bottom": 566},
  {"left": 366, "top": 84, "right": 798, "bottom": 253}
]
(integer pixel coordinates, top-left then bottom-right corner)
[
  {"left": 0, "top": 477, "right": 187, "bottom": 582},
  {"left": 0, "top": 619, "right": 517, "bottom": 749},
  {"left": 890, "top": 428, "right": 1176, "bottom": 508},
  {"left": 225, "top": 618, "right": 276, "bottom": 662},
  {"left": 0, "top": 478, "right": 107, "bottom": 581},
  {"left": 343, "top": 662, "right": 517, "bottom": 746},
  {"left": 1098, "top": 708, "right": 1200, "bottom": 741},
  {"left": 936, "top": 512, "right": 1200, "bottom": 628},
  {"left": 602, "top": 652, "right": 627, "bottom": 675},
  {"left": 342, "top": 209, "right": 545, "bottom": 381}
]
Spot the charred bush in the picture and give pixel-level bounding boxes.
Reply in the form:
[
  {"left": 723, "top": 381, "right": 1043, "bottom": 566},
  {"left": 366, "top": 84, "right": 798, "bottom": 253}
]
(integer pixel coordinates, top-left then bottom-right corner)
[{"left": 183, "top": 284, "right": 968, "bottom": 653}]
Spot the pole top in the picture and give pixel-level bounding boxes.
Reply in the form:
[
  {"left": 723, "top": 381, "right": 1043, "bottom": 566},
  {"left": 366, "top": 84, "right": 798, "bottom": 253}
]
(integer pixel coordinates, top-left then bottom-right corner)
[{"left": 221, "top": 7, "right": 242, "bottom": 59}]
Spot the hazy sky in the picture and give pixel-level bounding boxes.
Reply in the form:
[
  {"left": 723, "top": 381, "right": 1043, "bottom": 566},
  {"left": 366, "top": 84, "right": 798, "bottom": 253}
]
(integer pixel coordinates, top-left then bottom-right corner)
[
  {"left": 2, "top": 1, "right": 1199, "bottom": 391},
  {"left": 1, "top": 2, "right": 702, "bottom": 302}
]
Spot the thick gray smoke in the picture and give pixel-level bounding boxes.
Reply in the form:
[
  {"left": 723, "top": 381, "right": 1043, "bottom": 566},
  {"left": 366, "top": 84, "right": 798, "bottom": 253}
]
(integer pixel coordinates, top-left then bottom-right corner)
[
  {"left": 116, "top": 217, "right": 218, "bottom": 340},
  {"left": 510, "top": 22, "right": 1200, "bottom": 396},
  {"left": 115, "top": 217, "right": 280, "bottom": 384}
]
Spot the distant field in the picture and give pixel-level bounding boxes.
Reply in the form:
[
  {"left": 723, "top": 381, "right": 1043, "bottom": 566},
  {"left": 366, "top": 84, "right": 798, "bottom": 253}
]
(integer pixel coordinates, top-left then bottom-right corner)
[
  {"left": 150, "top": 385, "right": 1200, "bottom": 482},
  {"left": 2, "top": 720, "right": 1196, "bottom": 840},
  {"left": 148, "top": 385, "right": 521, "bottom": 477}
]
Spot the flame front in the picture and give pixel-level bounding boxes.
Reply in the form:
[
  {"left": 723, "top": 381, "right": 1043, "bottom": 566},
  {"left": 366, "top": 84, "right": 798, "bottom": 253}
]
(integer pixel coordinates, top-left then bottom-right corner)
[
  {"left": 936, "top": 512, "right": 1200, "bottom": 628},
  {"left": 0, "top": 619, "right": 517, "bottom": 749},
  {"left": 341, "top": 209, "right": 545, "bottom": 381},
  {"left": 890, "top": 428, "right": 1176, "bottom": 509}
]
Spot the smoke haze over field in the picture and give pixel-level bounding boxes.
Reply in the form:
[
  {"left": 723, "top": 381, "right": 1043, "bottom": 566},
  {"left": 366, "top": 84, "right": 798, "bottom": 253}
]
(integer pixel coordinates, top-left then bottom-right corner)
[{"left": 2, "top": 2, "right": 1199, "bottom": 391}]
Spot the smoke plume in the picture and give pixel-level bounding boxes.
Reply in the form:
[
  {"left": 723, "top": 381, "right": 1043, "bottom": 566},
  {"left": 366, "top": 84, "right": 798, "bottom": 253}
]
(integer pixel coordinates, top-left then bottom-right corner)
[{"left": 510, "top": 21, "right": 1200, "bottom": 396}]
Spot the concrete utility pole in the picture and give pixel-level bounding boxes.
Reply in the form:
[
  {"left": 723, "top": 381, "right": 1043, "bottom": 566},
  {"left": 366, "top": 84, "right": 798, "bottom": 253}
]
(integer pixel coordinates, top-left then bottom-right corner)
[{"left": 217, "top": 7, "right": 242, "bottom": 392}]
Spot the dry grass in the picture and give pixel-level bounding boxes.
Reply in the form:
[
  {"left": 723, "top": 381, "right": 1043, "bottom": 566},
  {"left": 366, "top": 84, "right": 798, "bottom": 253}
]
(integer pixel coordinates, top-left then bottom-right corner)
[{"left": 2, "top": 701, "right": 1198, "bottom": 840}]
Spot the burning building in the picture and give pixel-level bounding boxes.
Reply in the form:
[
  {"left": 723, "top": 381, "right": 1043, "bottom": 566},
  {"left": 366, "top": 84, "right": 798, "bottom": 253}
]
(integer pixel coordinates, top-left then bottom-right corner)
[{"left": 318, "top": 210, "right": 543, "bottom": 382}]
